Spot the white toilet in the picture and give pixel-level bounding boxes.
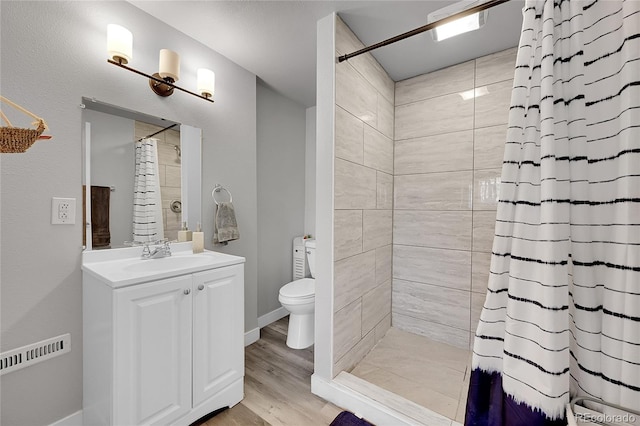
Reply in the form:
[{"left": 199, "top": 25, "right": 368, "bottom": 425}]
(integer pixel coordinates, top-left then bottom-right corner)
[{"left": 278, "top": 239, "right": 315, "bottom": 349}]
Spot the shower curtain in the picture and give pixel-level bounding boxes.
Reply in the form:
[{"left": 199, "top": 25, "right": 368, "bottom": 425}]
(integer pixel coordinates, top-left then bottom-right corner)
[
  {"left": 133, "top": 138, "right": 164, "bottom": 243},
  {"left": 466, "top": 0, "right": 640, "bottom": 424}
]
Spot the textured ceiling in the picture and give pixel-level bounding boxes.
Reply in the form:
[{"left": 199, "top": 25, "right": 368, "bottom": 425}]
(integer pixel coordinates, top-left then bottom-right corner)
[{"left": 130, "top": 1, "right": 524, "bottom": 108}]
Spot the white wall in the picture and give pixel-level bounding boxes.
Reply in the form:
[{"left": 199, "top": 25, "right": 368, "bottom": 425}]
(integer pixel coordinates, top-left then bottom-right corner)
[
  {"left": 305, "top": 107, "right": 317, "bottom": 237},
  {"left": 313, "top": 12, "right": 337, "bottom": 382},
  {"left": 256, "top": 82, "right": 306, "bottom": 317},
  {"left": 0, "top": 2, "right": 257, "bottom": 424}
]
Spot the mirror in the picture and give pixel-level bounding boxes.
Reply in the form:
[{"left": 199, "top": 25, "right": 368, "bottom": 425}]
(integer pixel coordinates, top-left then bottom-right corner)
[{"left": 82, "top": 97, "right": 202, "bottom": 250}]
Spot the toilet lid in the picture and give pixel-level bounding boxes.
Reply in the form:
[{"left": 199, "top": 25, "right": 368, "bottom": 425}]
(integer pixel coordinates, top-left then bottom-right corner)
[{"left": 280, "top": 278, "right": 315, "bottom": 298}]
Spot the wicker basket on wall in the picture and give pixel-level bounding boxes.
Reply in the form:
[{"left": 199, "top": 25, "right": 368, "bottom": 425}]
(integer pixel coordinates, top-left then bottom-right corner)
[{"left": 1, "top": 96, "right": 49, "bottom": 153}]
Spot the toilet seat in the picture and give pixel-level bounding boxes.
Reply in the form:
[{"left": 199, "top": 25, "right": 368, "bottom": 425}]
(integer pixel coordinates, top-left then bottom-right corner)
[{"left": 279, "top": 278, "right": 315, "bottom": 299}]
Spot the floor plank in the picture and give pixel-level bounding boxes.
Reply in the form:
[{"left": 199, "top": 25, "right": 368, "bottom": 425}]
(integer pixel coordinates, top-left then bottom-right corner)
[
  {"left": 195, "top": 316, "right": 343, "bottom": 426},
  {"left": 203, "top": 404, "right": 270, "bottom": 426}
]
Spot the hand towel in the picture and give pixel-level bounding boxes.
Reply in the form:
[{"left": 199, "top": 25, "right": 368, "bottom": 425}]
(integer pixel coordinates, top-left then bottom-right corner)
[
  {"left": 213, "top": 201, "right": 240, "bottom": 244},
  {"left": 90, "top": 186, "right": 111, "bottom": 249}
]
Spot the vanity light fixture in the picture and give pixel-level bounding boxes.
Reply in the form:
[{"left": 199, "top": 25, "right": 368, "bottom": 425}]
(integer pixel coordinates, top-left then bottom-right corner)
[{"left": 106, "top": 24, "right": 215, "bottom": 104}]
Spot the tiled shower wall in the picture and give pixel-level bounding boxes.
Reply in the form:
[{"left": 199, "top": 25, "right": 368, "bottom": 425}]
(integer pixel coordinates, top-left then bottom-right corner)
[
  {"left": 332, "top": 17, "right": 394, "bottom": 375},
  {"left": 392, "top": 48, "right": 517, "bottom": 349},
  {"left": 134, "top": 122, "right": 182, "bottom": 241}
]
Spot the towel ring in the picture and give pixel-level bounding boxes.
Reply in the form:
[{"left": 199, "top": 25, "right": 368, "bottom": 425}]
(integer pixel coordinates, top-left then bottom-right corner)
[{"left": 212, "top": 184, "right": 232, "bottom": 205}]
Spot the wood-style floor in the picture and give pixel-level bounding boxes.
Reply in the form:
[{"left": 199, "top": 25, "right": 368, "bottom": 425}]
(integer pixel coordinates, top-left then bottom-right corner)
[{"left": 195, "top": 317, "right": 343, "bottom": 426}]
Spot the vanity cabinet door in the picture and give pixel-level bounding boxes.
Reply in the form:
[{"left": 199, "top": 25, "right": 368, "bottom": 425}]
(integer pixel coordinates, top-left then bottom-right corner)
[
  {"left": 113, "top": 275, "right": 193, "bottom": 426},
  {"left": 192, "top": 264, "right": 245, "bottom": 407}
]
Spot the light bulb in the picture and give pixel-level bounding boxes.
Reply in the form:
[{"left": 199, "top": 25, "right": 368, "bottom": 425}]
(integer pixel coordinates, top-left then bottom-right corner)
[
  {"left": 197, "top": 68, "right": 215, "bottom": 98},
  {"left": 159, "top": 49, "right": 180, "bottom": 82},
  {"left": 107, "top": 24, "right": 132, "bottom": 64}
]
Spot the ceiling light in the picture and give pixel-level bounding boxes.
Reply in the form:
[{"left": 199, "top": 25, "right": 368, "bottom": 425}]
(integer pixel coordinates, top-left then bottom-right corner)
[
  {"left": 428, "top": 1, "right": 488, "bottom": 42},
  {"left": 434, "top": 12, "right": 484, "bottom": 41}
]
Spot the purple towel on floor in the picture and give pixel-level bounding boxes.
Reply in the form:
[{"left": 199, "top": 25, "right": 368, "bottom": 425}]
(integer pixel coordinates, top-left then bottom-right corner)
[{"left": 330, "top": 411, "right": 375, "bottom": 426}]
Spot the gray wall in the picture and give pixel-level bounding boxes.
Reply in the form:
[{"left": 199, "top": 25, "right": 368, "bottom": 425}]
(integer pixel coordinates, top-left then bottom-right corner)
[
  {"left": 256, "top": 82, "right": 306, "bottom": 318},
  {"left": 392, "top": 47, "right": 517, "bottom": 349},
  {"left": 1, "top": 2, "right": 257, "bottom": 424},
  {"left": 332, "top": 17, "right": 394, "bottom": 376}
]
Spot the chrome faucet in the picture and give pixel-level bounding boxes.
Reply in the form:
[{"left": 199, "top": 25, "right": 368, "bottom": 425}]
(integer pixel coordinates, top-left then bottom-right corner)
[{"left": 141, "top": 240, "right": 172, "bottom": 259}]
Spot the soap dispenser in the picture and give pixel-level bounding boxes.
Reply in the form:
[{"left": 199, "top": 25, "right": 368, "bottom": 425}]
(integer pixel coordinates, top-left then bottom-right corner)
[
  {"left": 178, "top": 222, "right": 193, "bottom": 242},
  {"left": 192, "top": 222, "right": 204, "bottom": 253}
]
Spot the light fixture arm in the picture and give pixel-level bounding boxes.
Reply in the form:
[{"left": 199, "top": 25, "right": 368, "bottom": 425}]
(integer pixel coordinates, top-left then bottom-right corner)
[
  {"left": 337, "top": 0, "right": 510, "bottom": 63},
  {"left": 107, "top": 59, "right": 214, "bottom": 103}
]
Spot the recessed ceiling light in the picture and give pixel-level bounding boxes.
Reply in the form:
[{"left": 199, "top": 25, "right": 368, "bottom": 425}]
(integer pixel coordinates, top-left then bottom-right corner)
[{"left": 428, "top": 1, "right": 488, "bottom": 41}]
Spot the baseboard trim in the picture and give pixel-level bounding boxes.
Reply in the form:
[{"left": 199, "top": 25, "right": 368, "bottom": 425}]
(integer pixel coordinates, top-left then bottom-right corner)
[
  {"left": 244, "top": 327, "right": 260, "bottom": 347},
  {"left": 311, "top": 374, "right": 424, "bottom": 426},
  {"left": 49, "top": 410, "right": 83, "bottom": 426},
  {"left": 258, "top": 307, "right": 288, "bottom": 328}
]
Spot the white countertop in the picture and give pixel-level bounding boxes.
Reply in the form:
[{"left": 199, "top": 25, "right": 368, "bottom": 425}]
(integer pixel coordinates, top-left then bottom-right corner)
[{"left": 82, "top": 242, "right": 245, "bottom": 288}]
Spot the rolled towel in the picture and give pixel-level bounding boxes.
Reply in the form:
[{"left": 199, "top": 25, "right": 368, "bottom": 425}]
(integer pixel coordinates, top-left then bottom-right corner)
[{"left": 213, "top": 201, "right": 240, "bottom": 244}]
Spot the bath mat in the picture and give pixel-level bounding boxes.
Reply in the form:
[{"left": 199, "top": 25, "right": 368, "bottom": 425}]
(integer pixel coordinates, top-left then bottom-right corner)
[{"left": 330, "top": 411, "right": 374, "bottom": 426}]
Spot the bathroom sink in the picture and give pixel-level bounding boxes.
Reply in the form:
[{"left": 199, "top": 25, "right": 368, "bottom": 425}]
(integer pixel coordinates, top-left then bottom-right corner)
[
  {"left": 123, "top": 255, "right": 214, "bottom": 273},
  {"left": 82, "top": 242, "right": 245, "bottom": 288}
]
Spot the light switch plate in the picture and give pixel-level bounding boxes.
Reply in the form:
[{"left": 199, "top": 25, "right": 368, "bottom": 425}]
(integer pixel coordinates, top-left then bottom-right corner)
[{"left": 52, "top": 197, "right": 76, "bottom": 224}]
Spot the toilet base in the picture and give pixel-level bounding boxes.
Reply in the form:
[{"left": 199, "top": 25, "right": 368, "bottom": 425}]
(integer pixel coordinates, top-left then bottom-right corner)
[{"left": 286, "top": 313, "right": 314, "bottom": 349}]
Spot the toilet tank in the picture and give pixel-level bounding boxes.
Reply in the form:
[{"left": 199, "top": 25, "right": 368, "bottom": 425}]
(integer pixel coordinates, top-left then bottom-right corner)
[{"left": 305, "top": 239, "right": 316, "bottom": 278}]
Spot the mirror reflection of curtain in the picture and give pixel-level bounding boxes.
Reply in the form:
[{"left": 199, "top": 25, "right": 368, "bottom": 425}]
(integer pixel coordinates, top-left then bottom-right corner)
[{"left": 133, "top": 138, "right": 164, "bottom": 243}]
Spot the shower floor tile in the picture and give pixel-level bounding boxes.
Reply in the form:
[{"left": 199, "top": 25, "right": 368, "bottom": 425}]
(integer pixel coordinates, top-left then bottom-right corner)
[{"left": 349, "top": 327, "right": 472, "bottom": 422}]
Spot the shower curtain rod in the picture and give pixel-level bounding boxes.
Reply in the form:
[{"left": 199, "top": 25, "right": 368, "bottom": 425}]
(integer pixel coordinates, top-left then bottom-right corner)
[
  {"left": 138, "top": 123, "right": 178, "bottom": 141},
  {"left": 337, "top": 0, "right": 511, "bottom": 63}
]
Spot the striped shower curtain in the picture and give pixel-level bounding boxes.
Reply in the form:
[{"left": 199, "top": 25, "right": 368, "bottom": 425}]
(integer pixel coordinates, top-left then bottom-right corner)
[
  {"left": 466, "top": 0, "right": 640, "bottom": 424},
  {"left": 133, "top": 138, "right": 164, "bottom": 243}
]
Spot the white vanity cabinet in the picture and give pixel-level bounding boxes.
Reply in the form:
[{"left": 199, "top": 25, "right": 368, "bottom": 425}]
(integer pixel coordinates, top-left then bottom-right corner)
[
  {"left": 82, "top": 247, "right": 245, "bottom": 426},
  {"left": 113, "top": 274, "right": 193, "bottom": 425},
  {"left": 192, "top": 266, "right": 244, "bottom": 407}
]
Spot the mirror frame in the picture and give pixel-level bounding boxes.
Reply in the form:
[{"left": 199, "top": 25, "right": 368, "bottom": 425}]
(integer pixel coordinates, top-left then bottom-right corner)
[{"left": 81, "top": 97, "right": 201, "bottom": 250}]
